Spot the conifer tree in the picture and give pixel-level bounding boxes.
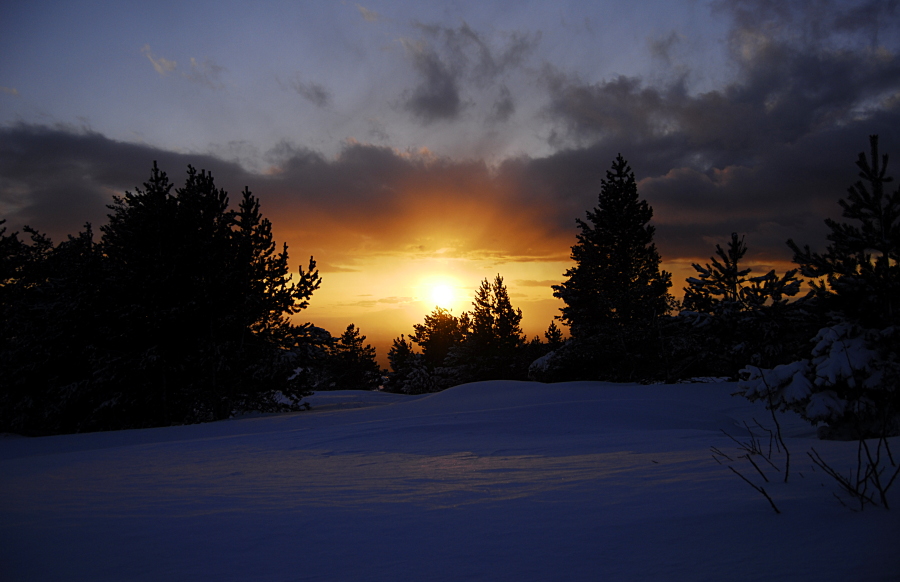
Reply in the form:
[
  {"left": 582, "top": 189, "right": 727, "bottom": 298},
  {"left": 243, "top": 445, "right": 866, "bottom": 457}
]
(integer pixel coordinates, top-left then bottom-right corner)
[
  {"left": 544, "top": 321, "right": 564, "bottom": 349},
  {"left": 409, "top": 306, "right": 465, "bottom": 367},
  {"left": 466, "top": 275, "right": 523, "bottom": 355},
  {"left": 788, "top": 134, "right": 900, "bottom": 327},
  {"left": 448, "top": 275, "right": 524, "bottom": 381},
  {"left": 325, "top": 324, "right": 382, "bottom": 391},
  {"left": 384, "top": 334, "right": 417, "bottom": 393},
  {"left": 678, "top": 233, "right": 804, "bottom": 378},
  {"left": 741, "top": 136, "right": 900, "bottom": 438},
  {"left": 1, "top": 162, "right": 325, "bottom": 433},
  {"left": 553, "top": 154, "right": 672, "bottom": 339},
  {"left": 542, "top": 155, "right": 672, "bottom": 382},
  {"left": 683, "top": 233, "right": 801, "bottom": 316}
]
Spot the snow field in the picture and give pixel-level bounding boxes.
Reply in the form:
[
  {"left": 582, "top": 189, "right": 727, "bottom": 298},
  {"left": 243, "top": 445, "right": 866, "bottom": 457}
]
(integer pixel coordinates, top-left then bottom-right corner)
[{"left": 1, "top": 381, "right": 898, "bottom": 581}]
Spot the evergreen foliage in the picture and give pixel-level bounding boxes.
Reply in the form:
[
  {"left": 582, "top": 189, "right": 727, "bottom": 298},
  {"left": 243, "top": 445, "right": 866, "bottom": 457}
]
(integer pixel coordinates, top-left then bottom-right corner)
[
  {"left": 388, "top": 275, "right": 530, "bottom": 390},
  {"left": 553, "top": 154, "right": 672, "bottom": 339},
  {"left": 544, "top": 321, "right": 564, "bottom": 349},
  {"left": 384, "top": 334, "right": 417, "bottom": 393},
  {"left": 409, "top": 307, "right": 465, "bottom": 367},
  {"left": 677, "top": 233, "right": 807, "bottom": 378},
  {"left": 322, "top": 324, "right": 382, "bottom": 391},
  {"left": 541, "top": 154, "right": 672, "bottom": 382},
  {"left": 0, "top": 163, "right": 326, "bottom": 434},
  {"left": 741, "top": 136, "right": 900, "bottom": 438},
  {"left": 448, "top": 275, "right": 525, "bottom": 382},
  {"left": 787, "top": 135, "right": 900, "bottom": 327}
]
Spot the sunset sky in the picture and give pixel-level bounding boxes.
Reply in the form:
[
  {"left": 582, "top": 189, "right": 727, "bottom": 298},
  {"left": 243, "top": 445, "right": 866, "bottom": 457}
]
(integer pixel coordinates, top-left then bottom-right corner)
[{"left": 2, "top": 0, "right": 900, "bottom": 362}]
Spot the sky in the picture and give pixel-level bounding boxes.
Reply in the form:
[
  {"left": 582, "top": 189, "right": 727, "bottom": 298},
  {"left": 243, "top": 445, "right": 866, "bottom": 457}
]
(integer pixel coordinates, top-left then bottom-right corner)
[{"left": 2, "top": 0, "right": 900, "bottom": 361}]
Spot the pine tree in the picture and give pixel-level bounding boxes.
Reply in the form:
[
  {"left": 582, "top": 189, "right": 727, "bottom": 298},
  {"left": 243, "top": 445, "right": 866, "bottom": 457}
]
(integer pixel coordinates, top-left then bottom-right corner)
[
  {"left": 544, "top": 321, "right": 564, "bottom": 349},
  {"left": 741, "top": 136, "right": 900, "bottom": 438},
  {"left": 447, "top": 275, "right": 524, "bottom": 382},
  {"left": 325, "top": 324, "right": 382, "bottom": 391},
  {"left": 384, "top": 334, "right": 416, "bottom": 393},
  {"left": 545, "top": 154, "right": 672, "bottom": 382},
  {"left": 1, "top": 162, "right": 325, "bottom": 433},
  {"left": 788, "top": 134, "right": 900, "bottom": 327},
  {"left": 466, "top": 275, "right": 523, "bottom": 355},
  {"left": 553, "top": 154, "right": 672, "bottom": 339},
  {"left": 409, "top": 307, "right": 465, "bottom": 367},
  {"left": 679, "top": 233, "right": 805, "bottom": 378}
]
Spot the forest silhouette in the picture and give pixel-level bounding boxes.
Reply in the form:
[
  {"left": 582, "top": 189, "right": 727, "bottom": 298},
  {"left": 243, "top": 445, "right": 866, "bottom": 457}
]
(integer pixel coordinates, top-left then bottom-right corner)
[{"left": 1, "top": 137, "right": 898, "bottom": 440}]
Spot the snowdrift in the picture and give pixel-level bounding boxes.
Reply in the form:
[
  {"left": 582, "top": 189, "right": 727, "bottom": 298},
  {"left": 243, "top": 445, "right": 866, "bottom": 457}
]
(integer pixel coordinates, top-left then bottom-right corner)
[{"left": 1, "top": 380, "right": 898, "bottom": 581}]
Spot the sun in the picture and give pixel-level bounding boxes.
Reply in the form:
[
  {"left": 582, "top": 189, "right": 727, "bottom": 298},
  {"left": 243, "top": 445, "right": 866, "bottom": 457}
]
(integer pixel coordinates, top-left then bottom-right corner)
[{"left": 431, "top": 283, "right": 455, "bottom": 309}]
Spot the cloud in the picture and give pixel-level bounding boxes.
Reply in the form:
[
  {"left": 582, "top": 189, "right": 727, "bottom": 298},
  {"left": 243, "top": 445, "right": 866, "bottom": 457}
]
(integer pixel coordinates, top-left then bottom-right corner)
[
  {"left": 489, "top": 85, "right": 515, "bottom": 122},
  {"left": 540, "top": 0, "right": 900, "bottom": 160},
  {"left": 399, "top": 22, "right": 540, "bottom": 124},
  {"left": 0, "top": 123, "right": 246, "bottom": 239},
  {"left": 0, "top": 86, "right": 18, "bottom": 96},
  {"left": 290, "top": 76, "right": 332, "bottom": 107},
  {"left": 141, "top": 45, "right": 177, "bottom": 76},
  {"left": 400, "top": 39, "right": 464, "bottom": 123},
  {"left": 356, "top": 4, "right": 379, "bottom": 22},
  {"left": 5, "top": 0, "right": 900, "bottom": 289},
  {"left": 184, "top": 57, "right": 225, "bottom": 89},
  {"left": 140, "top": 45, "right": 224, "bottom": 88}
]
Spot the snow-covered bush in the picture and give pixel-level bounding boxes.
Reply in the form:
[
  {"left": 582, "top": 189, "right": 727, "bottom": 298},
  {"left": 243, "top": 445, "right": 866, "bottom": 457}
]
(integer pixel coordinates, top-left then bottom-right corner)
[{"left": 739, "top": 322, "right": 900, "bottom": 439}]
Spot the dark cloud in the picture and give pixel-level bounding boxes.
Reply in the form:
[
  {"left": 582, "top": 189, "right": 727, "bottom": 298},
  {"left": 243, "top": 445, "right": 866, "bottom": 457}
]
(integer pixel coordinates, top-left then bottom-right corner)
[
  {"left": 489, "top": 85, "right": 515, "bottom": 122},
  {"left": 290, "top": 77, "right": 332, "bottom": 108},
  {"left": 0, "top": 123, "right": 246, "bottom": 238},
  {"left": 401, "top": 40, "right": 464, "bottom": 123},
  {"left": 4, "top": 1, "right": 900, "bottom": 284},
  {"left": 523, "top": 0, "right": 900, "bottom": 262},
  {"left": 400, "top": 22, "right": 540, "bottom": 124},
  {"left": 0, "top": 125, "right": 568, "bottom": 269},
  {"left": 515, "top": 279, "right": 560, "bottom": 287}
]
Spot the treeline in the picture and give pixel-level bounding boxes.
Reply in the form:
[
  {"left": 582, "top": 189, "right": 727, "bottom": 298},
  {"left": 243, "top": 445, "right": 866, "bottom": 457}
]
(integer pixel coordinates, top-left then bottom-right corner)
[
  {"left": 382, "top": 276, "right": 565, "bottom": 394},
  {"left": 2, "top": 136, "right": 898, "bottom": 438},
  {"left": 0, "top": 164, "right": 369, "bottom": 434},
  {"left": 388, "top": 139, "right": 899, "bottom": 439}
]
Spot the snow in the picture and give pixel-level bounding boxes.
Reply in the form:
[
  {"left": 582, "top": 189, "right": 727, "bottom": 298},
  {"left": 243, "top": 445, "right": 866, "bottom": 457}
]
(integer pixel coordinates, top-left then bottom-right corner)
[{"left": 1, "top": 380, "right": 898, "bottom": 581}]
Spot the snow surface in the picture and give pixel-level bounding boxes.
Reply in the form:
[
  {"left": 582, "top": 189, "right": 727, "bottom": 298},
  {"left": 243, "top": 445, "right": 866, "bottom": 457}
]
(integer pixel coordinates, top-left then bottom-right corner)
[{"left": 1, "top": 380, "right": 898, "bottom": 581}]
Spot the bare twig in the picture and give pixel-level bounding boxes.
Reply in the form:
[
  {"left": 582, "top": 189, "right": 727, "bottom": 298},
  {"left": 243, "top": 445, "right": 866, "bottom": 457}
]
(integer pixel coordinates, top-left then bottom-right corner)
[{"left": 728, "top": 466, "right": 780, "bottom": 514}]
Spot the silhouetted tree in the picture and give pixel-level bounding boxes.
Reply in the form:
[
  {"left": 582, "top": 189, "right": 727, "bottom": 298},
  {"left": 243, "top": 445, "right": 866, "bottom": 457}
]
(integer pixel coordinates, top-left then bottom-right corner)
[
  {"left": 542, "top": 155, "right": 672, "bottom": 382},
  {"left": 409, "top": 307, "right": 465, "bottom": 367},
  {"left": 677, "top": 233, "right": 807, "bottom": 378},
  {"left": 544, "top": 321, "right": 565, "bottom": 349},
  {"left": 323, "top": 324, "right": 382, "bottom": 391},
  {"left": 0, "top": 223, "right": 107, "bottom": 433},
  {"left": 447, "top": 275, "right": 525, "bottom": 382},
  {"left": 0, "top": 163, "right": 326, "bottom": 434},
  {"left": 384, "top": 334, "right": 417, "bottom": 393},
  {"left": 553, "top": 154, "right": 672, "bottom": 340},
  {"left": 741, "top": 136, "right": 900, "bottom": 439},
  {"left": 788, "top": 135, "right": 900, "bottom": 327}
]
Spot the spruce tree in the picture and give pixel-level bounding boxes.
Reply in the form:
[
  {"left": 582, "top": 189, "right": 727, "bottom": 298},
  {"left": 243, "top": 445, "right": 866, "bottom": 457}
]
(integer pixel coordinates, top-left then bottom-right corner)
[
  {"left": 1, "top": 162, "right": 325, "bottom": 433},
  {"left": 544, "top": 321, "right": 564, "bottom": 349},
  {"left": 325, "top": 324, "right": 382, "bottom": 391},
  {"left": 553, "top": 154, "right": 672, "bottom": 340},
  {"left": 466, "top": 275, "right": 523, "bottom": 356},
  {"left": 409, "top": 307, "right": 465, "bottom": 367},
  {"left": 679, "top": 233, "right": 804, "bottom": 378},
  {"left": 788, "top": 134, "right": 900, "bottom": 327},
  {"left": 384, "top": 334, "right": 417, "bottom": 393},
  {"left": 448, "top": 275, "right": 524, "bottom": 381},
  {"left": 741, "top": 136, "right": 900, "bottom": 438}
]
